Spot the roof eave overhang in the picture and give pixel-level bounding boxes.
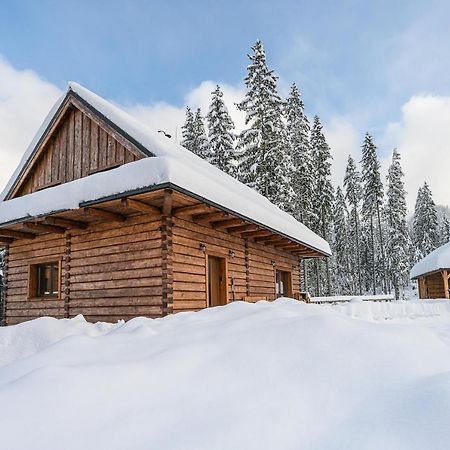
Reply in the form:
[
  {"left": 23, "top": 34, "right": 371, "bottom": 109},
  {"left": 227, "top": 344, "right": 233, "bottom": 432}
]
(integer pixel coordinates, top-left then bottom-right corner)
[{"left": 0, "top": 182, "right": 331, "bottom": 257}]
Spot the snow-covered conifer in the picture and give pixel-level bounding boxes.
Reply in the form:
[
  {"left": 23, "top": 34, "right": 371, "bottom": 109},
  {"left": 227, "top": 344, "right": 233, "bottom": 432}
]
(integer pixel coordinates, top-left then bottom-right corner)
[
  {"left": 360, "top": 133, "right": 386, "bottom": 294},
  {"left": 413, "top": 182, "right": 439, "bottom": 261},
  {"left": 440, "top": 216, "right": 450, "bottom": 244},
  {"left": 343, "top": 155, "right": 362, "bottom": 294},
  {"left": 310, "top": 116, "right": 334, "bottom": 294},
  {"left": 192, "top": 108, "right": 210, "bottom": 159},
  {"left": 285, "top": 83, "right": 314, "bottom": 224},
  {"left": 236, "top": 40, "right": 294, "bottom": 210},
  {"left": 385, "top": 149, "right": 410, "bottom": 299},
  {"left": 332, "top": 187, "right": 352, "bottom": 294},
  {"left": 181, "top": 107, "right": 195, "bottom": 153},
  {"left": 206, "top": 85, "right": 236, "bottom": 176}
]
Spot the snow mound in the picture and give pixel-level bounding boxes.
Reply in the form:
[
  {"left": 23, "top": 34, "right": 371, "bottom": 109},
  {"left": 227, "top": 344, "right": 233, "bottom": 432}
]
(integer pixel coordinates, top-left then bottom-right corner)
[{"left": 1, "top": 299, "right": 450, "bottom": 450}]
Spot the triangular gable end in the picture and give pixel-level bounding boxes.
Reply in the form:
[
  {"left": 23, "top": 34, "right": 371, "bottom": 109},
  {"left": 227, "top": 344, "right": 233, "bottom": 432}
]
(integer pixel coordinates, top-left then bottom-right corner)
[{"left": 6, "top": 90, "right": 153, "bottom": 200}]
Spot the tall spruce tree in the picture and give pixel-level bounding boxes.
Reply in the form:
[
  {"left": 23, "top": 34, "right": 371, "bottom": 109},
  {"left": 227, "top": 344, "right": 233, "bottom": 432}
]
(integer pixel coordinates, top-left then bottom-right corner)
[
  {"left": 285, "top": 83, "right": 314, "bottom": 224},
  {"left": 181, "top": 107, "right": 195, "bottom": 153},
  {"left": 343, "top": 155, "right": 362, "bottom": 294},
  {"left": 236, "top": 40, "right": 294, "bottom": 210},
  {"left": 441, "top": 216, "right": 450, "bottom": 244},
  {"left": 332, "top": 187, "right": 352, "bottom": 294},
  {"left": 385, "top": 149, "right": 410, "bottom": 300},
  {"left": 206, "top": 85, "right": 236, "bottom": 176},
  {"left": 310, "top": 116, "right": 334, "bottom": 295},
  {"left": 192, "top": 108, "right": 210, "bottom": 160},
  {"left": 412, "top": 182, "right": 439, "bottom": 261},
  {"left": 361, "top": 133, "right": 386, "bottom": 294}
]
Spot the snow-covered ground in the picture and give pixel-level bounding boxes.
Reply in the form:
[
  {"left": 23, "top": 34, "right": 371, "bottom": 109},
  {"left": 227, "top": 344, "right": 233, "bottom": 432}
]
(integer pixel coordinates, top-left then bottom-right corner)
[{"left": 1, "top": 299, "right": 450, "bottom": 450}]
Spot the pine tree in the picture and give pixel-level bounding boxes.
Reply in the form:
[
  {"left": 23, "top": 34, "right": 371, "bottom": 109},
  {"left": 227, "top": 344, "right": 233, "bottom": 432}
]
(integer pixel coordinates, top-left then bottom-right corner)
[
  {"left": 361, "top": 133, "right": 386, "bottom": 294},
  {"left": 206, "top": 85, "right": 236, "bottom": 176},
  {"left": 181, "top": 107, "right": 195, "bottom": 153},
  {"left": 285, "top": 83, "right": 314, "bottom": 224},
  {"left": 385, "top": 149, "right": 410, "bottom": 300},
  {"left": 310, "top": 116, "right": 334, "bottom": 295},
  {"left": 413, "top": 182, "right": 439, "bottom": 260},
  {"left": 332, "top": 187, "right": 352, "bottom": 294},
  {"left": 192, "top": 108, "right": 210, "bottom": 159},
  {"left": 343, "top": 155, "right": 362, "bottom": 294},
  {"left": 441, "top": 216, "right": 450, "bottom": 244},
  {"left": 236, "top": 40, "right": 294, "bottom": 210}
]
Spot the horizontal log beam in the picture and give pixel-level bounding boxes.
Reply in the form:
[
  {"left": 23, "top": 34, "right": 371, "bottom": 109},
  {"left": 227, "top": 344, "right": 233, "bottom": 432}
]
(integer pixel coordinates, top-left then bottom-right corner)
[
  {"left": 230, "top": 224, "right": 259, "bottom": 235},
  {"left": 263, "top": 237, "right": 287, "bottom": 246},
  {"left": 45, "top": 217, "right": 88, "bottom": 230},
  {"left": 193, "top": 211, "right": 229, "bottom": 224},
  {"left": 212, "top": 218, "right": 243, "bottom": 230},
  {"left": 0, "top": 237, "right": 14, "bottom": 245},
  {"left": 275, "top": 243, "right": 301, "bottom": 250},
  {"left": 23, "top": 221, "right": 66, "bottom": 234},
  {"left": 0, "top": 229, "right": 36, "bottom": 239},
  {"left": 240, "top": 229, "right": 271, "bottom": 238},
  {"left": 254, "top": 234, "right": 279, "bottom": 243},
  {"left": 121, "top": 198, "right": 161, "bottom": 215},
  {"left": 84, "top": 207, "right": 126, "bottom": 222},
  {"left": 173, "top": 203, "right": 213, "bottom": 217}
]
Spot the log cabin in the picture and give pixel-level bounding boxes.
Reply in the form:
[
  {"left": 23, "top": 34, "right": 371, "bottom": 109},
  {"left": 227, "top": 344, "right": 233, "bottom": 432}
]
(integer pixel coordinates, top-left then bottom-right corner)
[
  {"left": 0, "top": 82, "right": 331, "bottom": 325},
  {"left": 411, "top": 242, "right": 450, "bottom": 299}
]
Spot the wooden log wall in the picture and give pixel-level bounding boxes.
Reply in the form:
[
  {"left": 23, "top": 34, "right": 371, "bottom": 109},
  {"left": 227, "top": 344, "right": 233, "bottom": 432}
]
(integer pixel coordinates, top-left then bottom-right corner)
[
  {"left": 423, "top": 273, "right": 446, "bottom": 299},
  {"left": 14, "top": 108, "right": 140, "bottom": 198},
  {"left": 5, "top": 211, "right": 302, "bottom": 324},
  {"left": 172, "top": 216, "right": 247, "bottom": 312},
  {"left": 68, "top": 214, "right": 163, "bottom": 323},
  {"left": 6, "top": 233, "right": 66, "bottom": 325},
  {"left": 171, "top": 216, "right": 300, "bottom": 312},
  {"left": 247, "top": 240, "right": 300, "bottom": 299}
]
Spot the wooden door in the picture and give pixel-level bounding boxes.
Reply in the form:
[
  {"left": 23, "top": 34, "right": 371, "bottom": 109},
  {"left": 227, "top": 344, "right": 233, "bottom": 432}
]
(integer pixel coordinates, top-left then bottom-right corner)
[{"left": 208, "top": 256, "right": 227, "bottom": 307}]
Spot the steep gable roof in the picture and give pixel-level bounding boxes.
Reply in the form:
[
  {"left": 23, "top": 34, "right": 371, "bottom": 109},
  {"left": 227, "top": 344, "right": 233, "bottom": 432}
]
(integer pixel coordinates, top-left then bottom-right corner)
[
  {"left": 1, "top": 87, "right": 151, "bottom": 200},
  {"left": 0, "top": 82, "right": 331, "bottom": 256}
]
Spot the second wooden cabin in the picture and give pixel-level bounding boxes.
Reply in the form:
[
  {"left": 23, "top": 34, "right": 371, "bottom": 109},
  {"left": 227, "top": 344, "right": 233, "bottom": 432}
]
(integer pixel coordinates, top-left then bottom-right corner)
[
  {"left": 0, "top": 83, "right": 331, "bottom": 325},
  {"left": 411, "top": 242, "right": 450, "bottom": 299}
]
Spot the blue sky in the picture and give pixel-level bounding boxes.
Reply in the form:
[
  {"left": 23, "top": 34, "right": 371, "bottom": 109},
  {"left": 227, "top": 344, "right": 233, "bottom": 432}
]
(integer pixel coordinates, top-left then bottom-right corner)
[
  {"left": 0, "top": 0, "right": 449, "bottom": 209},
  {"left": 1, "top": 0, "right": 447, "bottom": 122}
]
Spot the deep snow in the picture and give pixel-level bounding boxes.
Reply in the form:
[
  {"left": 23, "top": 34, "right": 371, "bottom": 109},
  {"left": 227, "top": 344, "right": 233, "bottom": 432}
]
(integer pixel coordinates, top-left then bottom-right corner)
[{"left": 1, "top": 299, "right": 450, "bottom": 450}]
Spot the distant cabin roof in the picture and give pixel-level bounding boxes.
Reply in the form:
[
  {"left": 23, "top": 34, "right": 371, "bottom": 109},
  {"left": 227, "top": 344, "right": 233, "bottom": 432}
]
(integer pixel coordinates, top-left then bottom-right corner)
[
  {"left": 0, "top": 82, "right": 331, "bottom": 256},
  {"left": 410, "top": 242, "right": 450, "bottom": 279}
]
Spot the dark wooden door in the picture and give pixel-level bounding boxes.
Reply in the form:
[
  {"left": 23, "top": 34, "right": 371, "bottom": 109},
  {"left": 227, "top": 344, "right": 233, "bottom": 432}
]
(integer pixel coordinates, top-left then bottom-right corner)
[{"left": 208, "top": 256, "right": 227, "bottom": 307}]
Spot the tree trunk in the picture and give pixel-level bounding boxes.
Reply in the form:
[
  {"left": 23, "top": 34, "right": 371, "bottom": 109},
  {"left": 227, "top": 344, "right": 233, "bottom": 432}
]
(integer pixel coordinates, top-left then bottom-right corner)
[
  {"left": 376, "top": 204, "right": 388, "bottom": 294},
  {"left": 370, "top": 215, "right": 376, "bottom": 295},
  {"left": 354, "top": 206, "right": 362, "bottom": 295}
]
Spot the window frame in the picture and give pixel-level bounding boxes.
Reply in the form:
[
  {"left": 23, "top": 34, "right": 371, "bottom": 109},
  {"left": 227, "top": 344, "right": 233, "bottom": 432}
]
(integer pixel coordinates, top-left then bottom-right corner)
[
  {"left": 28, "top": 259, "right": 62, "bottom": 300},
  {"left": 275, "top": 268, "right": 293, "bottom": 298}
]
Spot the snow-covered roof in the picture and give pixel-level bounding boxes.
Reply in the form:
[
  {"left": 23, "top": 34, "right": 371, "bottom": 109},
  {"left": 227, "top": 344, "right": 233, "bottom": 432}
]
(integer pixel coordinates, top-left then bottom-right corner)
[
  {"left": 0, "top": 82, "right": 331, "bottom": 256},
  {"left": 410, "top": 242, "right": 450, "bottom": 278}
]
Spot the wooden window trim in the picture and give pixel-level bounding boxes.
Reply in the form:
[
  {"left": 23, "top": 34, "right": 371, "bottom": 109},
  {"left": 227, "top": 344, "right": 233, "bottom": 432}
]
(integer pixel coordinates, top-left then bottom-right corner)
[
  {"left": 28, "top": 259, "right": 62, "bottom": 301},
  {"left": 274, "top": 267, "right": 293, "bottom": 298}
]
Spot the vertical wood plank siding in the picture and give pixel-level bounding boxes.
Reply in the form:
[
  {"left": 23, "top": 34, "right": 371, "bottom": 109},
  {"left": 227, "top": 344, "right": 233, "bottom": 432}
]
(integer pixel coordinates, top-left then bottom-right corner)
[{"left": 13, "top": 109, "right": 141, "bottom": 198}]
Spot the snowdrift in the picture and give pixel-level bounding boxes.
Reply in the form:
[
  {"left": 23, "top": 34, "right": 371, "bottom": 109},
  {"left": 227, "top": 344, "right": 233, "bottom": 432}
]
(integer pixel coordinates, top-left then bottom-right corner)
[{"left": 1, "top": 299, "right": 450, "bottom": 450}]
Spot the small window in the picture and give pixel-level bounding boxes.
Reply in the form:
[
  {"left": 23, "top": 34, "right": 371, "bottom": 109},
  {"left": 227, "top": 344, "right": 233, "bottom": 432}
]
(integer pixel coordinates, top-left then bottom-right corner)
[
  {"left": 276, "top": 270, "right": 292, "bottom": 298},
  {"left": 29, "top": 262, "right": 60, "bottom": 298}
]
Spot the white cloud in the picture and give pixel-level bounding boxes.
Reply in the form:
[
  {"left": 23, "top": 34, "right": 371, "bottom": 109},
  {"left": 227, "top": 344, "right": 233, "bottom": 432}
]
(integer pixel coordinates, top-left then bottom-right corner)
[
  {"left": 323, "top": 116, "right": 360, "bottom": 188},
  {"left": 125, "top": 81, "right": 246, "bottom": 143},
  {"left": 383, "top": 95, "right": 450, "bottom": 211},
  {"left": 0, "top": 57, "right": 62, "bottom": 191},
  {"left": 0, "top": 57, "right": 447, "bottom": 214}
]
